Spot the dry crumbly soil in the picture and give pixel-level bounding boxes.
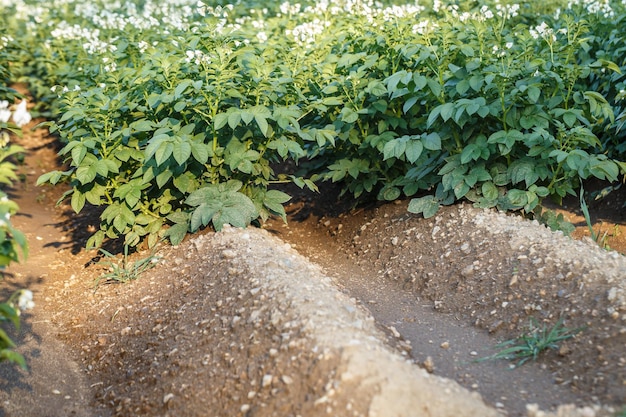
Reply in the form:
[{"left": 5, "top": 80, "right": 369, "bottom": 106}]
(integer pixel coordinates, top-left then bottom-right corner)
[{"left": 0, "top": 103, "right": 625, "bottom": 417}]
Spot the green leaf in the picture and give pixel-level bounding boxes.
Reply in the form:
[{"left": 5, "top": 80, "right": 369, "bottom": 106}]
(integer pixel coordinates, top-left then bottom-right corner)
[
  {"left": 427, "top": 105, "right": 442, "bottom": 128},
  {"left": 164, "top": 222, "right": 189, "bottom": 246},
  {"left": 508, "top": 158, "right": 539, "bottom": 187},
  {"left": 251, "top": 105, "right": 272, "bottom": 137},
  {"left": 456, "top": 79, "right": 470, "bottom": 95},
  {"left": 340, "top": 107, "right": 359, "bottom": 124},
  {"left": 173, "top": 140, "right": 192, "bottom": 165},
  {"left": 461, "top": 144, "right": 481, "bottom": 164},
  {"left": 378, "top": 185, "right": 401, "bottom": 201},
  {"left": 145, "top": 133, "right": 170, "bottom": 160},
  {"left": 422, "top": 132, "right": 441, "bottom": 150},
  {"left": 383, "top": 139, "right": 406, "bottom": 161},
  {"left": 403, "top": 96, "right": 419, "bottom": 114},
  {"left": 405, "top": 140, "right": 424, "bottom": 164},
  {"left": 453, "top": 181, "right": 470, "bottom": 199},
  {"left": 482, "top": 182, "right": 499, "bottom": 200},
  {"left": 367, "top": 80, "right": 387, "bottom": 96},
  {"left": 460, "top": 45, "right": 474, "bottom": 57},
  {"left": 130, "top": 119, "right": 154, "bottom": 133},
  {"left": 113, "top": 180, "right": 145, "bottom": 208},
  {"left": 0, "top": 303, "right": 20, "bottom": 329},
  {"left": 71, "top": 191, "right": 85, "bottom": 213},
  {"left": 488, "top": 129, "right": 522, "bottom": 155},
  {"left": 439, "top": 102, "right": 455, "bottom": 122},
  {"left": 592, "top": 59, "right": 622, "bottom": 74},
  {"left": 155, "top": 169, "right": 173, "bottom": 188},
  {"left": 37, "top": 170, "right": 70, "bottom": 186},
  {"left": 155, "top": 141, "right": 174, "bottom": 165},
  {"left": 327, "top": 159, "right": 369, "bottom": 181},
  {"left": 94, "top": 160, "right": 111, "bottom": 177},
  {"left": 71, "top": 143, "right": 87, "bottom": 166},
  {"left": 190, "top": 141, "right": 210, "bottom": 164},
  {"left": 214, "top": 113, "right": 229, "bottom": 130},
  {"left": 173, "top": 172, "right": 199, "bottom": 194},
  {"left": 86, "top": 230, "right": 105, "bottom": 250},
  {"left": 563, "top": 111, "right": 577, "bottom": 127},
  {"left": 174, "top": 79, "right": 192, "bottom": 98},
  {"left": 75, "top": 156, "right": 99, "bottom": 185},
  {"left": 408, "top": 195, "right": 440, "bottom": 218},
  {"left": 322, "top": 97, "right": 342, "bottom": 106},
  {"left": 228, "top": 110, "right": 242, "bottom": 129},
  {"left": 528, "top": 86, "right": 541, "bottom": 103},
  {"left": 469, "top": 75, "right": 483, "bottom": 92},
  {"left": 263, "top": 190, "right": 291, "bottom": 221},
  {"left": 240, "top": 109, "right": 254, "bottom": 125},
  {"left": 589, "top": 158, "right": 619, "bottom": 181},
  {"left": 188, "top": 189, "right": 258, "bottom": 232},
  {"left": 0, "top": 349, "right": 27, "bottom": 370},
  {"left": 506, "top": 189, "right": 527, "bottom": 208}
]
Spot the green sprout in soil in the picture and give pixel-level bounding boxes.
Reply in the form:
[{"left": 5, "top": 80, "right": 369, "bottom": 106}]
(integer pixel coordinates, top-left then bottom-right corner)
[
  {"left": 94, "top": 245, "right": 160, "bottom": 289},
  {"left": 479, "top": 318, "right": 584, "bottom": 367},
  {"left": 580, "top": 184, "right": 623, "bottom": 250}
]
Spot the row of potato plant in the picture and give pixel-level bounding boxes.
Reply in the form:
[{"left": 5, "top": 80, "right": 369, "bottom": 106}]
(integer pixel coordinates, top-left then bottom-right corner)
[
  {"left": 1, "top": 0, "right": 625, "bottom": 248},
  {"left": 301, "top": 1, "right": 626, "bottom": 218},
  {"left": 0, "top": 28, "right": 32, "bottom": 369}
]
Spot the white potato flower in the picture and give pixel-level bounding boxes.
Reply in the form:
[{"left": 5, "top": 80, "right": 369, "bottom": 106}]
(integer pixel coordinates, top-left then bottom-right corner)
[
  {"left": 17, "top": 290, "right": 34, "bottom": 311},
  {"left": 12, "top": 100, "right": 31, "bottom": 127},
  {"left": 0, "top": 100, "right": 10, "bottom": 124}
]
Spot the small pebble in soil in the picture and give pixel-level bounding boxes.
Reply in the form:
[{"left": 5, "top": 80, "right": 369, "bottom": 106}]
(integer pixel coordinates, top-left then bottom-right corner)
[
  {"left": 440, "top": 341, "right": 450, "bottom": 349},
  {"left": 422, "top": 356, "right": 435, "bottom": 373},
  {"left": 389, "top": 326, "right": 401, "bottom": 338}
]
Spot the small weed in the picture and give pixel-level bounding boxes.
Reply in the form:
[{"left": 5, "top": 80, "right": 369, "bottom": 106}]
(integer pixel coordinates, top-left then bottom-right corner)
[
  {"left": 580, "top": 185, "right": 621, "bottom": 250},
  {"left": 479, "top": 318, "right": 584, "bottom": 367},
  {"left": 580, "top": 185, "right": 598, "bottom": 242},
  {"left": 94, "top": 245, "right": 160, "bottom": 289}
]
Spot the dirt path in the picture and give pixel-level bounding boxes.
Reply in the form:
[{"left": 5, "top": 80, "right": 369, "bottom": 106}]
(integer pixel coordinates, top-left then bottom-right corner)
[
  {"left": 264, "top": 200, "right": 626, "bottom": 415},
  {"left": 0, "top": 113, "right": 624, "bottom": 417},
  {"left": 0, "top": 119, "right": 97, "bottom": 416}
]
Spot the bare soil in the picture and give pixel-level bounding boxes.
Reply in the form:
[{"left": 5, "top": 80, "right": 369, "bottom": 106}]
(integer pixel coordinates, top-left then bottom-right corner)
[{"left": 0, "top": 105, "right": 625, "bottom": 417}]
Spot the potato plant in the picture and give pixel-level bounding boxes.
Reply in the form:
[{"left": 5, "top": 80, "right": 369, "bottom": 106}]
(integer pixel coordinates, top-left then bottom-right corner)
[{"left": 0, "top": 0, "right": 624, "bottom": 248}]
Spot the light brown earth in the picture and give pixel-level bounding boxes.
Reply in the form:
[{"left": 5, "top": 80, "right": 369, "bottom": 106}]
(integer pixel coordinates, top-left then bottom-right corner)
[{"left": 0, "top": 102, "right": 625, "bottom": 417}]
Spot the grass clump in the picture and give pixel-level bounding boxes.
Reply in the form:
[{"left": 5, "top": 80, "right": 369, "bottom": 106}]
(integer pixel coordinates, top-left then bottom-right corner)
[
  {"left": 480, "top": 318, "right": 584, "bottom": 367},
  {"left": 95, "top": 245, "right": 160, "bottom": 289}
]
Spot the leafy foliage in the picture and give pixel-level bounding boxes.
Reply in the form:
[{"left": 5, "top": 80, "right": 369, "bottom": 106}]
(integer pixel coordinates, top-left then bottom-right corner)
[
  {"left": 0, "top": 31, "right": 31, "bottom": 371},
  {"left": 0, "top": 0, "right": 623, "bottom": 248},
  {"left": 0, "top": 299, "right": 26, "bottom": 370},
  {"left": 533, "top": 206, "right": 575, "bottom": 236}
]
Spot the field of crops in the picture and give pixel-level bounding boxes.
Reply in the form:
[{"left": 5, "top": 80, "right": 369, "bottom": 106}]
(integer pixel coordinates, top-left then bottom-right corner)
[{"left": 1, "top": 0, "right": 625, "bottom": 252}]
